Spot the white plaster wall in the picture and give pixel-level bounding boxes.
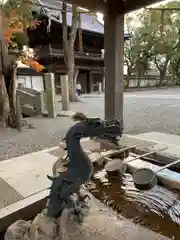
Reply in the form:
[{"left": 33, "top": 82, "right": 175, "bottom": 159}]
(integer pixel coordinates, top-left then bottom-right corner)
[
  {"left": 17, "top": 75, "right": 44, "bottom": 92},
  {"left": 31, "top": 76, "right": 44, "bottom": 92}
]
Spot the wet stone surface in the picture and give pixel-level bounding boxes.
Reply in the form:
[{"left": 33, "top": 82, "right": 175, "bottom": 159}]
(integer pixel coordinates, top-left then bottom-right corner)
[{"left": 86, "top": 165, "right": 180, "bottom": 240}]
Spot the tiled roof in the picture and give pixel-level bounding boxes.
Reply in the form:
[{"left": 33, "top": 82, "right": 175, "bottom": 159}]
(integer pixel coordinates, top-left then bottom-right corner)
[
  {"left": 34, "top": 0, "right": 130, "bottom": 38},
  {"left": 34, "top": 0, "right": 104, "bottom": 34}
]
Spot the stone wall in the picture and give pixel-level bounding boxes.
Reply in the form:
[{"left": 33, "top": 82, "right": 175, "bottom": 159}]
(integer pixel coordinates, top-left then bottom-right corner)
[{"left": 127, "top": 75, "right": 173, "bottom": 88}]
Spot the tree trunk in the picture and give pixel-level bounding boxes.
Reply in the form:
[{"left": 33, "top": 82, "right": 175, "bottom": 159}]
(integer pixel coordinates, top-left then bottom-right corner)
[
  {"left": 15, "top": 94, "right": 21, "bottom": 131},
  {"left": 0, "top": 66, "right": 21, "bottom": 129},
  {"left": 68, "top": 52, "right": 80, "bottom": 102},
  {"left": 0, "top": 74, "right": 10, "bottom": 127},
  {"left": 154, "top": 56, "right": 169, "bottom": 86},
  {"left": 159, "top": 70, "right": 165, "bottom": 86},
  {"left": 62, "top": 3, "right": 79, "bottom": 102},
  {"left": 177, "top": 75, "right": 180, "bottom": 85},
  {"left": 126, "top": 67, "right": 132, "bottom": 87},
  {"left": 74, "top": 68, "right": 79, "bottom": 91},
  {"left": 135, "top": 63, "right": 142, "bottom": 88},
  {"left": 136, "top": 75, "right": 141, "bottom": 88},
  {"left": 171, "top": 71, "right": 175, "bottom": 84},
  {"left": 78, "top": 15, "right": 83, "bottom": 52},
  {"left": 0, "top": 7, "right": 21, "bottom": 129},
  {"left": 7, "top": 66, "right": 17, "bottom": 127},
  {"left": 68, "top": 51, "right": 76, "bottom": 101},
  {"left": 67, "top": 5, "right": 78, "bottom": 102}
]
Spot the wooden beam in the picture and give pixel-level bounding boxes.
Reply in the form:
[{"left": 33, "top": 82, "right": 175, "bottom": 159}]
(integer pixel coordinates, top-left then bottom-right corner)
[
  {"left": 66, "top": 0, "right": 164, "bottom": 14},
  {"left": 65, "top": 0, "right": 106, "bottom": 12},
  {"left": 65, "top": 0, "right": 125, "bottom": 14}
]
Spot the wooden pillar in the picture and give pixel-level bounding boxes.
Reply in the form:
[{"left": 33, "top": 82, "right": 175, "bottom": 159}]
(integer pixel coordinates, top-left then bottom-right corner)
[{"left": 104, "top": 13, "right": 124, "bottom": 126}]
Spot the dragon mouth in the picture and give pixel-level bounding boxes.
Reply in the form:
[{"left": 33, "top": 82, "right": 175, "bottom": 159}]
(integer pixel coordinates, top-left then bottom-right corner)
[
  {"left": 97, "top": 133, "right": 120, "bottom": 147},
  {"left": 98, "top": 119, "right": 122, "bottom": 146}
]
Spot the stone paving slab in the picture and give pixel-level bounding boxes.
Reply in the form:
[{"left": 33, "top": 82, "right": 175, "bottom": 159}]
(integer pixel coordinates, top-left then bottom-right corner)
[
  {"left": 0, "top": 178, "right": 23, "bottom": 209},
  {"left": 0, "top": 150, "right": 59, "bottom": 209},
  {"left": 135, "top": 132, "right": 180, "bottom": 146},
  {"left": 0, "top": 139, "right": 98, "bottom": 210}
]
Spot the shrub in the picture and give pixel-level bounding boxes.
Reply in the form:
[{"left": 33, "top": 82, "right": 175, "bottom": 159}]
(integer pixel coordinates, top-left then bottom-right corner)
[{"left": 124, "top": 80, "right": 127, "bottom": 89}]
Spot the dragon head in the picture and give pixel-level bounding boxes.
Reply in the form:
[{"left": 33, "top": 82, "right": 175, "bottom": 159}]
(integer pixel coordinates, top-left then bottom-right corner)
[{"left": 66, "top": 116, "right": 123, "bottom": 147}]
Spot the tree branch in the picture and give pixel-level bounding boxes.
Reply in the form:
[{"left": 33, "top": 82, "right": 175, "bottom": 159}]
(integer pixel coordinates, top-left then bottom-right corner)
[
  {"left": 124, "top": 51, "right": 129, "bottom": 61},
  {"left": 173, "top": 37, "right": 180, "bottom": 50},
  {"left": 175, "top": 57, "right": 180, "bottom": 73},
  {"left": 154, "top": 56, "right": 161, "bottom": 71}
]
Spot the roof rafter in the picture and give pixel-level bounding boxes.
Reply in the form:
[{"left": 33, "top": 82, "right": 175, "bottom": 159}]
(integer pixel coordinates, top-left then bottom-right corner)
[{"left": 65, "top": 0, "right": 164, "bottom": 14}]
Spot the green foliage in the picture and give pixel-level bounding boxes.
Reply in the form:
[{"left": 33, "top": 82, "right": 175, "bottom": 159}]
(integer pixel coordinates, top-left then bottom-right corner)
[
  {"left": 2, "top": 0, "right": 33, "bottom": 25},
  {"left": 124, "top": 80, "right": 127, "bottom": 89},
  {"left": 2, "top": 0, "right": 34, "bottom": 57},
  {"left": 125, "top": 0, "right": 180, "bottom": 84},
  {"left": 13, "top": 32, "right": 29, "bottom": 49},
  {"left": 124, "top": 15, "right": 151, "bottom": 80}
]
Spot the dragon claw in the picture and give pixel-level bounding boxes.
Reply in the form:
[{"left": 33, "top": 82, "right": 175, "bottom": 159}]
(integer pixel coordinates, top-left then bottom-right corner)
[
  {"left": 73, "top": 210, "right": 84, "bottom": 223},
  {"left": 81, "top": 194, "right": 90, "bottom": 201},
  {"left": 69, "top": 206, "right": 88, "bottom": 224},
  {"left": 77, "top": 192, "right": 91, "bottom": 202}
]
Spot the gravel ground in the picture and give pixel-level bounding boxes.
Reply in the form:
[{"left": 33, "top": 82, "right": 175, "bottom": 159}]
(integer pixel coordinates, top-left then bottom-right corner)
[
  {"left": 0, "top": 117, "right": 73, "bottom": 161},
  {"left": 1, "top": 87, "right": 180, "bottom": 161}
]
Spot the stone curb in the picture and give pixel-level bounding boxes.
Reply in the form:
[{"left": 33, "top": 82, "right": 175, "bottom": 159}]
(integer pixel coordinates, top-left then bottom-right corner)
[{"left": 57, "top": 110, "right": 75, "bottom": 117}]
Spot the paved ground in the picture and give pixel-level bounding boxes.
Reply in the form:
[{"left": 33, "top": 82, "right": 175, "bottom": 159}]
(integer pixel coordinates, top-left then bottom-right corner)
[{"left": 1, "top": 87, "right": 180, "bottom": 161}]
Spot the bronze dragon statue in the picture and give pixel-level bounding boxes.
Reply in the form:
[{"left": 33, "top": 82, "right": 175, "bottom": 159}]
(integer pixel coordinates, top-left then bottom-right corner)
[{"left": 47, "top": 113, "right": 123, "bottom": 222}]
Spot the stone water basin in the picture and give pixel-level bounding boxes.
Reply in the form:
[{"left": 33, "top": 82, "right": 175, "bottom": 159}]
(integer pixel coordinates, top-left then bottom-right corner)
[
  {"left": 86, "top": 161, "right": 180, "bottom": 240},
  {"left": 52, "top": 141, "right": 180, "bottom": 239}
]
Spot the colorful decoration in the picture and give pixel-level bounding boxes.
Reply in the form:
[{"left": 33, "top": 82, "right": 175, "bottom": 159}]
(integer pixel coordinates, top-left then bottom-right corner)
[{"left": 2, "top": 7, "right": 44, "bottom": 72}]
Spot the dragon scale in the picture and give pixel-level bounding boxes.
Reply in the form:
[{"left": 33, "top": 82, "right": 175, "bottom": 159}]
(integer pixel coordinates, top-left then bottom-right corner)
[{"left": 47, "top": 115, "right": 123, "bottom": 222}]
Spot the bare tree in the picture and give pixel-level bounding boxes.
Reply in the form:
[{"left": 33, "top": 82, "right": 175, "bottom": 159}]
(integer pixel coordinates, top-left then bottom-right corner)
[{"left": 62, "top": 1, "right": 80, "bottom": 102}]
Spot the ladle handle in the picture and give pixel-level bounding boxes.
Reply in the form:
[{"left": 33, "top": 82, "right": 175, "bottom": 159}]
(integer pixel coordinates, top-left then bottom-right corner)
[
  {"left": 155, "top": 159, "right": 180, "bottom": 173},
  {"left": 126, "top": 147, "right": 168, "bottom": 164}
]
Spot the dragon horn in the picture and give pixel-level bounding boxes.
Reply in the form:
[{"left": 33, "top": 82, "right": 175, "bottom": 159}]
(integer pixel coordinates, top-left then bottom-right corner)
[{"left": 47, "top": 175, "right": 55, "bottom": 181}]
